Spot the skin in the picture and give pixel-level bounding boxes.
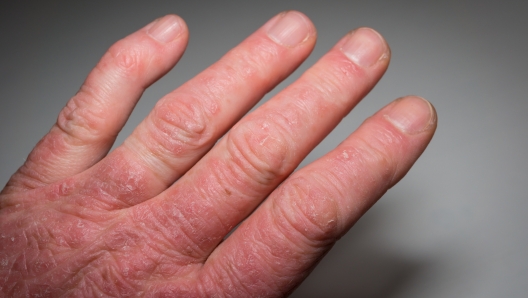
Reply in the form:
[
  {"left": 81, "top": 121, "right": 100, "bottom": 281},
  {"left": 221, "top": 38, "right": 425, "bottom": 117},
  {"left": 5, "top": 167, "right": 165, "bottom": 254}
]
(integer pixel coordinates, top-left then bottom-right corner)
[{"left": 0, "top": 11, "right": 436, "bottom": 297}]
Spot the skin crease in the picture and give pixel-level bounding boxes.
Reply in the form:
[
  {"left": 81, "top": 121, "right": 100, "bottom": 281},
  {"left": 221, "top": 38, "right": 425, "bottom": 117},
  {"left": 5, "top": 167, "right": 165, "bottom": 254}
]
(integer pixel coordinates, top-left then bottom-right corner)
[{"left": 0, "top": 11, "right": 436, "bottom": 297}]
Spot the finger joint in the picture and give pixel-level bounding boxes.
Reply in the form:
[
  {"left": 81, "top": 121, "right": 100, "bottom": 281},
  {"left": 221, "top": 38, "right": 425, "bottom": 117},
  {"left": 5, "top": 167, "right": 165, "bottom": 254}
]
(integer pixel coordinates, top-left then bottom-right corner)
[{"left": 226, "top": 115, "right": 295, "bottom": 187}]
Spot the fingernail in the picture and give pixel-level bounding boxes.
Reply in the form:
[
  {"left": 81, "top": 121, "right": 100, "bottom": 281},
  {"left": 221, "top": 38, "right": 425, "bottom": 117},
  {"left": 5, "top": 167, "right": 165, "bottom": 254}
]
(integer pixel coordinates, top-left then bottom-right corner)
[
  {"left": 341, "top": 28, "right": 389, "bottom": 68},
  {"left": 384, "top": 96, "right": 436, "bottom": 134},
  {"left": 267, "top": 11, "right": 313, "bottom": 47},
  {"left": 147, "top": 15, "right": 183, "bottom": 43}
]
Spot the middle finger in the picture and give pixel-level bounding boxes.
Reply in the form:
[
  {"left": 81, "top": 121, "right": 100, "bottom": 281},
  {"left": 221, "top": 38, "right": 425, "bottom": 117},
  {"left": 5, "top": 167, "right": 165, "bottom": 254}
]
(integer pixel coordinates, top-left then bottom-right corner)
[
  {"left": 81, "top": 11, "right": 317, "bottom": 208},
  {"left": 137, "top": 27, "right": 390, "bottom": 259}
]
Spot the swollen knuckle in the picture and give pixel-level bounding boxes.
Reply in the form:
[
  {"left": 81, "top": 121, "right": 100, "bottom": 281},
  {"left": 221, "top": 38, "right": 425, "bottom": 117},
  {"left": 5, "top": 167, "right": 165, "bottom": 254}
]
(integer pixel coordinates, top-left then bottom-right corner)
[
  {"left": 148, "top": 98, "right": 211, "bottom": 155},
  {"left": 56, "top": 90, "right": 107, "bottom": 143},
  {"left": 273, "top": 176, "right": 341, "bottom": 246},
  {"left": 226, "top": 116, "right": 293, "bottom": 185}
]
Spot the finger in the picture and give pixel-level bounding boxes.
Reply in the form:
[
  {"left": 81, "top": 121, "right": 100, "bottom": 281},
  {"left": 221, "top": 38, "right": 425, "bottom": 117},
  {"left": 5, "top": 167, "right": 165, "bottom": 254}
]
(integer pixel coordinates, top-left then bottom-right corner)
[
  {"left": 138, "top": 28, "right": 390, "bottom": 259},
  {"left": 85, "top": 11, "right": 317, "bottom": 206},
  {"left": 199, "top": 96, "right": 437, "bottom": 296},
  {"left": 3, "top": 15, "right": 189, "bottom": 193}
]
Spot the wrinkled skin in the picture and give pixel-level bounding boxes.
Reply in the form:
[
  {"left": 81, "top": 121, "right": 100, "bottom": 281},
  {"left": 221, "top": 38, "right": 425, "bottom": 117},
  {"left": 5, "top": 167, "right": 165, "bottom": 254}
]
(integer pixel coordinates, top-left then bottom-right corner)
[{"left": 0, "top": 11, "right": 436, "bottom": 297}]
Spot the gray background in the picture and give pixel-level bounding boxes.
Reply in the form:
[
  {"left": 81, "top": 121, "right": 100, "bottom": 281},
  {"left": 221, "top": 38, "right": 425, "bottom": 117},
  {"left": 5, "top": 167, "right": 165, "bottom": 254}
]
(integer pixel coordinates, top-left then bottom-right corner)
[{"left": 1, "top": 0, "right": 527, "bottom": 297}]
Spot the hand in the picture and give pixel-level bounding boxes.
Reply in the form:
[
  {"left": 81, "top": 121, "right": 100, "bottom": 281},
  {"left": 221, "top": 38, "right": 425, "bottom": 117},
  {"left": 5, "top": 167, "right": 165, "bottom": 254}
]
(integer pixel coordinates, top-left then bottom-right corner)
[{"left": 0, "top": 11, "right": 436, "bottom": 297}]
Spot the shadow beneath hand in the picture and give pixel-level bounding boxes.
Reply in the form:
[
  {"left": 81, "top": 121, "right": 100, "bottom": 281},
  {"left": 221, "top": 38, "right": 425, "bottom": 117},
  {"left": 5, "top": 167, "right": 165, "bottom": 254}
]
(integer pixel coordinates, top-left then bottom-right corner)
[{"left": 290, "top": 197, "right": 436, "bottom": 298}]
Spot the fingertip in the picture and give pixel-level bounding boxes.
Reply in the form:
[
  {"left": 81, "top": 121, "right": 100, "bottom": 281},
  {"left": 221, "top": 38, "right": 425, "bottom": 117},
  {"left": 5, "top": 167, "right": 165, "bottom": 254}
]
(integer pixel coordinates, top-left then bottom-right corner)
[
  {"left": 339, "top": 27, "right": 390, "bottom": 68},
  {"left": 265, "top": 10, "right": 317, "bottom": 47},
  {"left": 383, "top": 96, "right": 437, "bottom": 135},
  {"left": 146, "top": 14, "right": 188, "bottom": 44}
]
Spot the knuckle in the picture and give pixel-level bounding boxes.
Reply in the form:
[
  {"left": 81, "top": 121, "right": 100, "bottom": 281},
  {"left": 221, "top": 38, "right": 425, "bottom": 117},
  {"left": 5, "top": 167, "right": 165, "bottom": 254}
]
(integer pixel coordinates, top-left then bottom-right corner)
[
  {"left": 226, "top": 39, "right": 279, "bottom": 84},
  {"left": 307, "top": 65, "right": 347, "bottom": 98},
  {"left": 273, "top": 176, "right": 341, "bottom": 247},
  {"left": 56, "top": 89, "right": 108, "bottom": 143},
  {"left": 351, "top": 125, "right": 403, "bottom": 184},
  {"left": 226, "top": 115, "right": 294, "bottom": 185},
  {"left": 146, "top": 97, "right": 212, "bottom": 158},
  {"left": 191, "top": 38, "right": 280, "bottom": 101},
  {"left": 303, "top": 59, "right": 359, "bottom": 107},
  {"left": 104, "top": 40, "right": 145, "bottom": 78}
]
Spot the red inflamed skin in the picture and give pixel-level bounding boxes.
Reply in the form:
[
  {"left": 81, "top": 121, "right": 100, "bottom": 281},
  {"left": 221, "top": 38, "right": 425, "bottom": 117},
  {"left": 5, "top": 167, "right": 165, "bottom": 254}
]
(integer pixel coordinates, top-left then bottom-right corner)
[{"left": 0, "top": 11, "right": 436, "bottom": 297}]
